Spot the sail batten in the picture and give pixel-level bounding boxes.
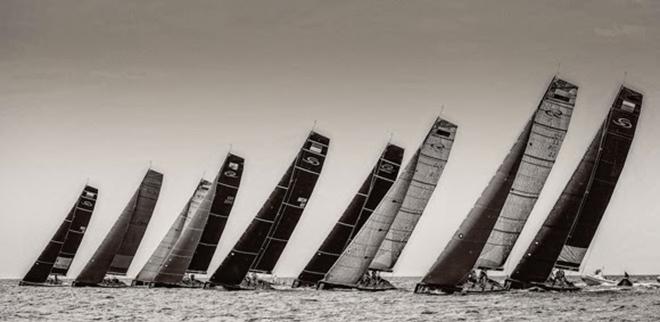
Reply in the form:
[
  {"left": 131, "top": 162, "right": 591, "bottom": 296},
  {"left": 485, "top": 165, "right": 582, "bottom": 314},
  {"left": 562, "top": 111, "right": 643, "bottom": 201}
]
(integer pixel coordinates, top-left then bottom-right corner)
[
  {"left": 321, "top": 118, "right": 457, "bottom": 287},
  {"left": 21, "top": 185, "right": 98, "bottom": 285},
  {"left": 74, "top": 170, "right": 163, "bottom": 286},
  {"left": 209, "top": 132, "right": 329, "bottom": 288},
  {"left": 294, "top": 144, "right": 404, "bottom": 286},
  {"left": 419, "top": 78, "right": 577, "bottom": 290}
]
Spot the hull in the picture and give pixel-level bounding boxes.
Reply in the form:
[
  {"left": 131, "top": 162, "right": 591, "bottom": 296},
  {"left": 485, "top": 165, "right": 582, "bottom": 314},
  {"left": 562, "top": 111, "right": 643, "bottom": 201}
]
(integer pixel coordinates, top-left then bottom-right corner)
[{"left": 581, "top": 274, "right": 616, "bottom": 286}]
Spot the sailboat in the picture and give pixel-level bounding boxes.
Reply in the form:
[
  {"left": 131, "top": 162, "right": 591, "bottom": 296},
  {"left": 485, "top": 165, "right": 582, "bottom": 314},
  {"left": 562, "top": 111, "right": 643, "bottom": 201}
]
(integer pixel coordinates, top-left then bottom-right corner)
[
  {"left": 506, "top": 86, "right": 643, "bottom": 291},
  {"left": 318, "top": 117, "right": 457, "bottom": 291},
  {"left": 292, "top": 143, "right": 404, "bottom": 288},
  {"left": 415, "top": 77, "right": 577, "bottom": 294},
  {"left": 131, "top": 179, "right": 212, "bottom": 287},
  {"left": 206, "top": 131, "right": 330, "bottom": 290},
  {"left": 133, "top": 154, "right": 244, "bottom": 288},
  {"left": 72, "top": 169, "right": 163, "bottom": 287},
  {"left": 20, "top": 185, "right": 99, "bottom": 286}
]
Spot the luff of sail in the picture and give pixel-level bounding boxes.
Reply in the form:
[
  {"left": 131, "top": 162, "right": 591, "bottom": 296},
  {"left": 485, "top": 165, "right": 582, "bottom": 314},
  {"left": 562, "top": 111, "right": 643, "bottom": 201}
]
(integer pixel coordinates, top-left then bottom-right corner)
[
  {"left": 133, "top": 179, "right": 211, "bottom": 285},
  {"left": 555, "top": 86, "right": 642, "bottom": 271},
  {"left": 417, "top": 77, "right": 577, "bottom": 292},
  {"left": 370, "top": 118, "right": 459, "bottom": 272},
  {"left": 321, "top": 118, "right": 457, "bottom": 288},
  {"left": 21, "top": 185, "right": 99, "bottom": 285},
  {"left": 208, "top": 132, "right": 329, "bottom": 288},
  {"left": 294, "top": 144, "right": 404, "bottom": 286},
  {"left": 476, "top": 78, "right": 577, "bottom": 270},
  {"left": 187, "top": 154, "right": 244, "bottom": 274},
  {"left": 73, "top": 169, "right": 163, "bottom": 286},
  {"left": 154, "top": 154, "right": 245, "bottom": 285}
]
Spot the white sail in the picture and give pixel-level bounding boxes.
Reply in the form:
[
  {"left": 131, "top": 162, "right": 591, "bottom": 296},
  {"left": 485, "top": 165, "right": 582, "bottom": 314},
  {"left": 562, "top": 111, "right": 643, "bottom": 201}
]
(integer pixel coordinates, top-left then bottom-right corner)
[
  {"left": 476, "top": 79, "right": 577, "bottom": 270},
  {"left": 321, "top": 153, "right": 417, "bottom": 286},
  {"left": 369, "top": 119, "right": 457, "bottom": 272}
]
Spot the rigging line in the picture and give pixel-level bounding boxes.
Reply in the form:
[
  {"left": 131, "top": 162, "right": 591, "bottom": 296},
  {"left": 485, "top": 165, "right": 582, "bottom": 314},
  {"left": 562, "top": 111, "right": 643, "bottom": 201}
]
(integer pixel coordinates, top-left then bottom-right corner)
[{"left": 556, "top": 61, "right": 561, "bottom": 77}]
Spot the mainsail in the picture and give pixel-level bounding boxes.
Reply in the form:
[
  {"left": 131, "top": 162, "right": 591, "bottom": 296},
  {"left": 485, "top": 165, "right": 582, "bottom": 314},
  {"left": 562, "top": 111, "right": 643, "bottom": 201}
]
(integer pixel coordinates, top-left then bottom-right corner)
[
  {"left": 370, "top": 119, "right": 458, "bottom": 272},
  {"left": 74, "top": 169, "right": 163, "bottom": 286},
  {"left": 152, "top": 154, "right": 245, "bottom": 285},
  {"left": 294, "top": 144, "right": 404, "bottom": 286},
  {"left": 133, "top": 179, "right": 211, "bottom": 284},
  {"left": 208, "top": 132, "right": 329, "bottom": 288},
  {"left": 187, "top": 154, "right": 244, "bottom": 274},
  {"left": 417, "top": 78, "right": 577, "bottom": 292},
  {"left": 476, "top": 79, "right": 578, "bottom": 270},
  {"left": 321, "top": 118, "right": 457, "bottom": 288},
  {"left": 508, "top": 86, "right": 642, "bottom": 286},
  {"left": 21, "top": 185, "right": 98, "bottom": 285}
]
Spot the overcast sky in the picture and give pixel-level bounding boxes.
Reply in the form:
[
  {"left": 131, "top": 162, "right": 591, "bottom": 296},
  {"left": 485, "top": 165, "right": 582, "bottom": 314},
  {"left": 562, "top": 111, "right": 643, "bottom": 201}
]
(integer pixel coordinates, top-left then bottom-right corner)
[{"left": 2, "top": 0, "right": 660, "bottom": 279}]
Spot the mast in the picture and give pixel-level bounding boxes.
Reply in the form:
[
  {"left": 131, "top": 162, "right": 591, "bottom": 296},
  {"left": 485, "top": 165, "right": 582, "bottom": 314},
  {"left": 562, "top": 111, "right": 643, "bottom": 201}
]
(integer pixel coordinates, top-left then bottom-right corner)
[
  {"left": 20, "top": 185, "right": 98, "bottom": 285},
  {"left": 294, "top": 143, "right": 404, "bottom": 286},
  {"left": 320, "top": 118, "right": 457, "bottom": 288},
  {"left": 133, "top": 179, "right": 210, "bottom": 284},
  {"left": 74, "top": 169, "right": 163, "bottom": 286},
  {"left": 476, "top": 78, "right": 578, "bottom": 270},
  {"left": 187, "top": 154, "right": 244, "bottom": 274},
  {"left": 417, "top": 77, "right": 576, "bottom": 292},
  {"left": 370, "top": 118, "right": 458, "bottom": 272},
  {"left": 509, "top": 86, "right": 642, "bottom": 286},
  {"left": 208, "top": 131, "right": 329, "bottom": 288},
  {"left": 153, "top": 154, "right": 245, "bottom": 285}
]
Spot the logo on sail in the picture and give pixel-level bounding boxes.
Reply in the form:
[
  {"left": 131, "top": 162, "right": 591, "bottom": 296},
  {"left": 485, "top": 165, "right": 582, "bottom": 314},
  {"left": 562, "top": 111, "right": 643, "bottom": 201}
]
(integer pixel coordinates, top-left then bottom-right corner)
[
  {"left": 82, "top": 200, "right": 93, "bottom": 207},
  {"left": 613, "top": 117, "right": 633, "bottom": 129},
  {"left": 544, "top": 108, "right": 562, "bottom": 118},
  {"left": 379, "top": 163, "right": 395, "bottom": 174},
  {"left": 224, "top": 170, "right": 238, "bottom": 178},
  {"left": 303, "top": 156, "right": 320, "bottom": 166},
  {"left": 80, "top": 226, "right": 86, "bottom": 233},
  {"left": 224, "top": 196, "right": 235, "bottom": 205},
  {"left": 431, "top": 143, "right": 445, "bottom": 151},
  {"left": 228, "top": 162, "right": 240, "bottom": 171},
  {"left": 297, "top": 197, "right": 308, "bottom": 207}
]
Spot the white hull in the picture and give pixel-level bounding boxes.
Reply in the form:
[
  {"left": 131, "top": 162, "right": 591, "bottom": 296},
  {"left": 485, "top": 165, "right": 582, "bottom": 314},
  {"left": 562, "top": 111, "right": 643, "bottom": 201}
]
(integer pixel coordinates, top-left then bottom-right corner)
[{"left": 581, "top": 274, "right": 616, "bottom": 286}]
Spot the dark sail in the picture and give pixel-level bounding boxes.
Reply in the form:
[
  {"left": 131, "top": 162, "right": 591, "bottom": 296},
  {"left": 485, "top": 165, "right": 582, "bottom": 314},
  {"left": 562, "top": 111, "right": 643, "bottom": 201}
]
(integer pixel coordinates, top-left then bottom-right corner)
[
  {"left": 294, "top": 144, "right": 403, "bottom": 286},
  {"left": 509, "top": 86, "right": 642, "bottom": 285},
  {"left": 187, "top": 154, "right": 245, "bottom": 274},
  {"left": 150, "top": 153, "right": 245, "bottom": 285},
  {"left": 21, "top": 185, "right": 98, "bottom": 285},
  {"left": 507, "top": 128, "right": 602, "bottom": 285},
  {"left": 418, "top": 78, "right": 577, "bottom": 291},
  {"left": 209, "top": 131, "right": 329, "bottom": 288},
  {"left": 74, "top": 169, "right": 163, "bottom": 286}
]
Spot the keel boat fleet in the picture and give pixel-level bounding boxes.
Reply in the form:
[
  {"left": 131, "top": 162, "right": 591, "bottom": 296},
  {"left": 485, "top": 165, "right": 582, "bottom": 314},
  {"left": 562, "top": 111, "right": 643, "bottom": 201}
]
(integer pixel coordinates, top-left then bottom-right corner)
[{"left": 19, "top": 76, "right": 649, "bottom": 294}]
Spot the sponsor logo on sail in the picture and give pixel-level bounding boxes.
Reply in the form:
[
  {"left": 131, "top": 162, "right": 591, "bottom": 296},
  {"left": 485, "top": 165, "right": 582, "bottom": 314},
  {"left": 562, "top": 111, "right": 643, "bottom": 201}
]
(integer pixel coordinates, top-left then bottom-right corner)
[
  {"left": 228, "top": 162, "right": 240, "bottom": 171},
  {"left": 544, "top": 108, "right": 562, "bottom": 118},
  {"left": 379, "top": 163, "right": 395, "bottom": 174},
  {"left": 613, "top": 117, "right": 633, "bottom": 129},
  {"left": 303, "top": 156, "right": 320, "bottom": 166},
  {"left": 431, "top": 143, "right": 445, "bottom": 151},
  {"left": 82, "top": 200, "right": 93, "bottom": 207},
  {"left": 224, "top": 170, "right": 237, "bottom": 178},
  {"left": 297, "top": 197, "right": 308, "bottom": 207},
  {"left": 310, "top": 142, "right": 324, "bottom": 154},
  {"left": 224, "top": 196, "right": 235, "bottom": 204}
]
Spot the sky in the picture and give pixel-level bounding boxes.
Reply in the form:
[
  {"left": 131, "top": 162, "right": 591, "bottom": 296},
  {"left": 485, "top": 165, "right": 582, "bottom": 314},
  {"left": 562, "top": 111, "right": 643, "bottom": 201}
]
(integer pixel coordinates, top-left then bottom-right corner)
[{"left": 1, "top": 0, "right": 660, "bottom": 279}]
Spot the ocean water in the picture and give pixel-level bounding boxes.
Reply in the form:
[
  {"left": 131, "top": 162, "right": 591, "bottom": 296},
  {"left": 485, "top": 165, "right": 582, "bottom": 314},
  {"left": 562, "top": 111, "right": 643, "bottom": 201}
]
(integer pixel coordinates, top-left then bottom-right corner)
[{"left": 2, "top": 277, "right": 660, "bottom": 321}]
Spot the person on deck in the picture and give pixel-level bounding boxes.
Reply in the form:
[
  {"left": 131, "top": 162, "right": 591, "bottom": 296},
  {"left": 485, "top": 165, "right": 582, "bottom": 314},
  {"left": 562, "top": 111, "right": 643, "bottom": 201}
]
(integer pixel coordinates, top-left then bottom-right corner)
[{"left": 617, "top": 272, "right": 633, "bottom": 286}]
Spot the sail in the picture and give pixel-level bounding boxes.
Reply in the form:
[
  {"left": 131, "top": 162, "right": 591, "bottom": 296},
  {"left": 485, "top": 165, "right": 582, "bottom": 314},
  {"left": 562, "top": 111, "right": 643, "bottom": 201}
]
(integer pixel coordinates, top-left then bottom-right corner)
[
  {"left": 370, "top": 118, "right": 458, "bottom": 272},
  {"left": 133, "top": 179, "right": 210, "bottom": 283},
  {"left": 21, "top": 186, "right": 98, "bottom": 284},
  {"left": 209, "top": 132, "right": 329, "bottom": 287},
  {"left": 508, "top": 128, "right": 602, "bottom": 284},
  {"left": 74, "top": 169, "right": 163, "bottom": 285},
  {"left": 419, "top": 78, "right": 576, "bottom": 290},
  {"left": 187, "top": 154, "right": 244, "bottom": 274},
  {"left": 153, "top": 154, "right": 245, "bottom": 284},
  {"left": 295, "top": 144, "right": 404, "bottom": 285},
  {"left": 555, "top": 86, "right": 642, "bottom": 271},
  {"left": 476, "top": 78, "right": 578, "bottom": 270},
  {"left": 322, "top": 117, "right": 458, "bottom": 287}
]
